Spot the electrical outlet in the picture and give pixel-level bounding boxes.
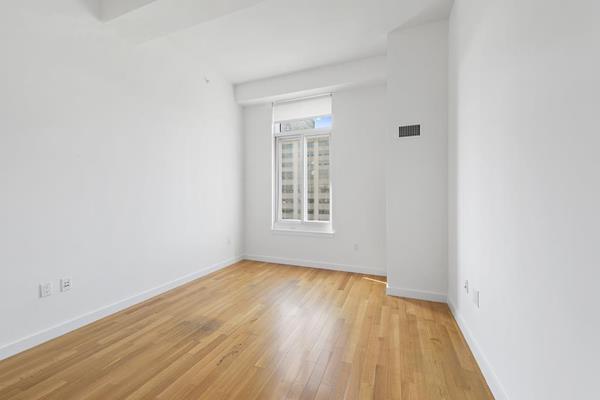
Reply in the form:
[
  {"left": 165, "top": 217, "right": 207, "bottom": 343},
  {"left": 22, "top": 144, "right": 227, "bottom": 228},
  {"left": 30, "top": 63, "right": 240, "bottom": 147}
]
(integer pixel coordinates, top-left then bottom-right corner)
[
  {"left": 353, "top": 243, "right": 359, "bottom": 251},
  {"left": 60, "top": 278, "right": 72, "bottom": 292},
  {"left": 39, "top": 282, "right": 52, "bottom": 298},
  {"left": 226, "top": 237, "right": 232, "bottom": 245},
  {"left": 464, "top": 280, "right": 469, "bottom": 294},
  {"left": 473, "top": 290, "right": 480, "bottom": 308}
]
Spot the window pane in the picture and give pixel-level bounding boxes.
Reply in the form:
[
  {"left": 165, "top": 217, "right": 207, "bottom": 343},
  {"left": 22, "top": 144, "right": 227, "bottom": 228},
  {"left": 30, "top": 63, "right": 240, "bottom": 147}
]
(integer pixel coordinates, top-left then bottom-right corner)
[
  {"left": 280, "top": 139, "right": 303, "bottom": 220},
  {"left": 274, "top": 114, "right": 332, "bottom": 135},
  {"left": 314, "top": 115, "right": 332, "bottom": 129},
  {"left": 280, "top": 118, "right": 315, "bottom": 132},
  {"left": 306, "top": 136, "right": 330, "bottom": 221}
]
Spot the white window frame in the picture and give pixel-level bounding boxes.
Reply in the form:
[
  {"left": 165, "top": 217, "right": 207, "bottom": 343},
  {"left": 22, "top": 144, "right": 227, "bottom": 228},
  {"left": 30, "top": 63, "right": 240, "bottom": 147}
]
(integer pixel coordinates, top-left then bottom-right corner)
[{"left": 272, "top": 114, "right": 334, "bottom": 235}]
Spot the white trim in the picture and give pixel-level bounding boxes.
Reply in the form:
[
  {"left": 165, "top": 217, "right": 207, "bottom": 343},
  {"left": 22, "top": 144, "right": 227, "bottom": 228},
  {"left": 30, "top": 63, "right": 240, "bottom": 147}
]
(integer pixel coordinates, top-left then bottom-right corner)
[
  {"left": 244, "top": 254, "right": 385, "bottom": 276},
  {"left": 272, "top": 218, "right": 334, "bottom": 235},
  {"left": 273, "top": 108, "right": 333, "bottom": 232},
  {"left": 0, "top": 256, "right": 243, "bottom": 361},
  {"left": 273, "top": 126, "right": 331, "bottom": 137},
  {"left": 271, "top": 227, "right": 334, "bottom": 237},
  {"left": 448, "top": 300, "right": 509, "bottom": 400},
  {"left": 386, "top": 284, "right": 447, "bottom": 303}
]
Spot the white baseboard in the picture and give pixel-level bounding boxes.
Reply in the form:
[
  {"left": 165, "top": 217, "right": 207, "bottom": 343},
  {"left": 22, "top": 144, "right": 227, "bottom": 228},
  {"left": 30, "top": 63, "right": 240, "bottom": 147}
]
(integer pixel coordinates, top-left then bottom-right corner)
[
  {"left": 448, "top": 300, "right": 508, "bottom": 400},
  {"left": 0, "top": 255, "right": 243, "bottom": 361},
  {"left": 386, "top": 284, "right": 447, "bottom": 303},
  {"left": 244, "top": 254, "right": 386, "bottom": 276}
]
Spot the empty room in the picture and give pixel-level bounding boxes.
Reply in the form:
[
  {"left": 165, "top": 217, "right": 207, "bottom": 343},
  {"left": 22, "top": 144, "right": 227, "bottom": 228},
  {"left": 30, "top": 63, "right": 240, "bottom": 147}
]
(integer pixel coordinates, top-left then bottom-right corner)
[{"left": 0, "top": 0, "right": 598, "bottom": 399}]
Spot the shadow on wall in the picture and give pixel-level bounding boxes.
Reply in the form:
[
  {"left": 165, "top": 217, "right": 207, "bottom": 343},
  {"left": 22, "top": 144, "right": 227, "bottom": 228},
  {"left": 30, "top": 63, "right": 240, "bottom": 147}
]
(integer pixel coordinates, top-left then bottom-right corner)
[{"left": 79, "top": 0, "right": 100, "bottom": 19}]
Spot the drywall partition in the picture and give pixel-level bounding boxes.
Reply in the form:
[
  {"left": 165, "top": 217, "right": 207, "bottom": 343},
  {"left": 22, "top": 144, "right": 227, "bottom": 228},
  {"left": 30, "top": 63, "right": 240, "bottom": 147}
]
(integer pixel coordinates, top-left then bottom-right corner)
[
  {"left": 244, "top": 84, "right": 387, "bottom": 275},
  {"left": 448, "top": 0, "right": 600, "bottom": 398},
  {"left": 0, "top": 0, "right": 243, "bottom": 358},
  {"left": 385, "top": 20, "right": 449, "bottom": 301},
  {"left": 235, "top": 56, "right": 387, "bottom": 105}
]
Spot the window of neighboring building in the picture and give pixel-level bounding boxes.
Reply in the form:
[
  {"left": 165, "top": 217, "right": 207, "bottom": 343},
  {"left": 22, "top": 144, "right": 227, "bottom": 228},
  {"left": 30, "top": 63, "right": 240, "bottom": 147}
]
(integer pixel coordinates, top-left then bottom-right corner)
[{"left": 272, "top": 95, "right": 333, "bottom": 234}]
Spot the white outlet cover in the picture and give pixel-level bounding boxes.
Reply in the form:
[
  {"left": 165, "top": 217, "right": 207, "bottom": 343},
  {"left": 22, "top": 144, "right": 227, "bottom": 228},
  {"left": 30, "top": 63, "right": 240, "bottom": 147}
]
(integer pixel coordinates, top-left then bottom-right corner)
[
  {"left": 60, "top": 278, "right": 72, "bottom": 292},
  {"left": 473, "top": 290, "right": 480, "bottom": 308}
]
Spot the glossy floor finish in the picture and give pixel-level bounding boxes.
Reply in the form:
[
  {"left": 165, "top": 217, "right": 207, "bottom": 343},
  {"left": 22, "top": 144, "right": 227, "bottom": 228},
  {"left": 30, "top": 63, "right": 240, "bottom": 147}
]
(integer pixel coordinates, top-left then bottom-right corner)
[{"left": 0, "top": 261, "right": 493, "bottom": 399}]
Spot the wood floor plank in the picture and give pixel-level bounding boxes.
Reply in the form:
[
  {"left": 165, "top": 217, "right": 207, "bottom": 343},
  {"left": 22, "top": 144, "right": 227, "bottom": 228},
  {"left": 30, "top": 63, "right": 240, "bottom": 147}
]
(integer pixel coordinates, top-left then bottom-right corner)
[{"left": 0, "top": 261, "right": 493, "bottom": 399}]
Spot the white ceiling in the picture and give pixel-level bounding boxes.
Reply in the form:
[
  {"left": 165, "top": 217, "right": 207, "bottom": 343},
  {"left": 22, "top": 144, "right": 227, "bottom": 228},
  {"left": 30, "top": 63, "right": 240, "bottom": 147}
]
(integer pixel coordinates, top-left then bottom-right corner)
[{"left": 103, "top": 0, "right": 453, "bottom": 84}]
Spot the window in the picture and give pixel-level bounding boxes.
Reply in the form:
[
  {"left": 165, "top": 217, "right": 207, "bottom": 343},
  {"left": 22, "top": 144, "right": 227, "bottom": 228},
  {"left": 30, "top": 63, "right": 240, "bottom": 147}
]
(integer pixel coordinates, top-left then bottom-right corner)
[{"left": 273, "top": 96, "right": 333, "bottom": 234}]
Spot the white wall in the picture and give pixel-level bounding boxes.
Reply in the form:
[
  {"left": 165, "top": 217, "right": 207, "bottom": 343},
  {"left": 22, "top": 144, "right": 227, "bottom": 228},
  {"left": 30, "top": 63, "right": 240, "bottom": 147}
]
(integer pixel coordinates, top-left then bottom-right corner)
[
  {"left": 448, "top": 1, "right": 600, "bottom": 399},
  {"left": 385, "top": 20, "right": 448, "bottom": 301},
  {"left": 0, "top": 0, "right": 243, "bottom": 357},
  {"left": 244, "top": 84, "right": 387, "bottom": 275}
]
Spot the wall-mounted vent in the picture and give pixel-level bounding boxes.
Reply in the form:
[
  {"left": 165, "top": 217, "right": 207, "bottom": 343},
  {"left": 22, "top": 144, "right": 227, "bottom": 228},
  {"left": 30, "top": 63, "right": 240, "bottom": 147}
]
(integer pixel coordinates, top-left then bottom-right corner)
[{"left": 399, "top": 124, "right": 420, "bottom": 138}]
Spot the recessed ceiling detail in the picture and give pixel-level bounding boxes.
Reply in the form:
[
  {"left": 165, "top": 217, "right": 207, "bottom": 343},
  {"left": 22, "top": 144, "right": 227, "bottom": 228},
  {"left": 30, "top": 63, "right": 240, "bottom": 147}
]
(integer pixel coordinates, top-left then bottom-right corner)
[
  {"left": 101, "top": 0, "right": 267, "bottom": 42},
  {"left": 100, "top": 0, "right": 452, "bottom": 83}
]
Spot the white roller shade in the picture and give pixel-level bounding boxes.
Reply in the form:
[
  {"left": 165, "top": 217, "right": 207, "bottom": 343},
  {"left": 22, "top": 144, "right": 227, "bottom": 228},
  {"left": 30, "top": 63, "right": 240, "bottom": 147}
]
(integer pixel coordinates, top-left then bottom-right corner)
[{"left": 273, "top": 95, "right": 332, "bottom": 122}]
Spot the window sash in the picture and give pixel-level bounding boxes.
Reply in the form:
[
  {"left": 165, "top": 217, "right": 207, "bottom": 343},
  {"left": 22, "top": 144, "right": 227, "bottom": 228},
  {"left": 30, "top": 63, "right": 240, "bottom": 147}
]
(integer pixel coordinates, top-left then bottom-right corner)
[
  {"left": 274, "top": 130, "right": 332, "bottom": 229},
  {"left": 273, "top": 126, "right": 331, "bottom": 138},
  {"left": 277, "top": 136, "right": 303, "bottom": 222},
  {"left": 304, "top": 134, "right": 330, "bottom": 223}
]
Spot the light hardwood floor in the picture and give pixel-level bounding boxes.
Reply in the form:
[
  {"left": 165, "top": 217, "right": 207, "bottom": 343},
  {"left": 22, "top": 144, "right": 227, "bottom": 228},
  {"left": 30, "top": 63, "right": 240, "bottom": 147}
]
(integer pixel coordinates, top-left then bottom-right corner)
[{"left": 0, "top": 261, "right": 493, "bottom": 400}]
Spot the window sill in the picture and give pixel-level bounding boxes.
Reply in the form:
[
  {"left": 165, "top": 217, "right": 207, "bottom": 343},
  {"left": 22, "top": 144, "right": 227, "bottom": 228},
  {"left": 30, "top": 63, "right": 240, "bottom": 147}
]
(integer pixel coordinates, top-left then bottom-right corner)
[{"left": 271, "top": 226, "right": 335, "bottom": 237}]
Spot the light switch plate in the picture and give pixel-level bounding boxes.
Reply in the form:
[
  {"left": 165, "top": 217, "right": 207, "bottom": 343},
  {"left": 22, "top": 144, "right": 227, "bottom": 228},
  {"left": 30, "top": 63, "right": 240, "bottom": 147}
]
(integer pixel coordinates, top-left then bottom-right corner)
[
  {"left": 473, "top": 290, "right": 480, "bottom": 308},
  {"left": 40, "top": 282, "right": 52, "bottom": 298}
]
